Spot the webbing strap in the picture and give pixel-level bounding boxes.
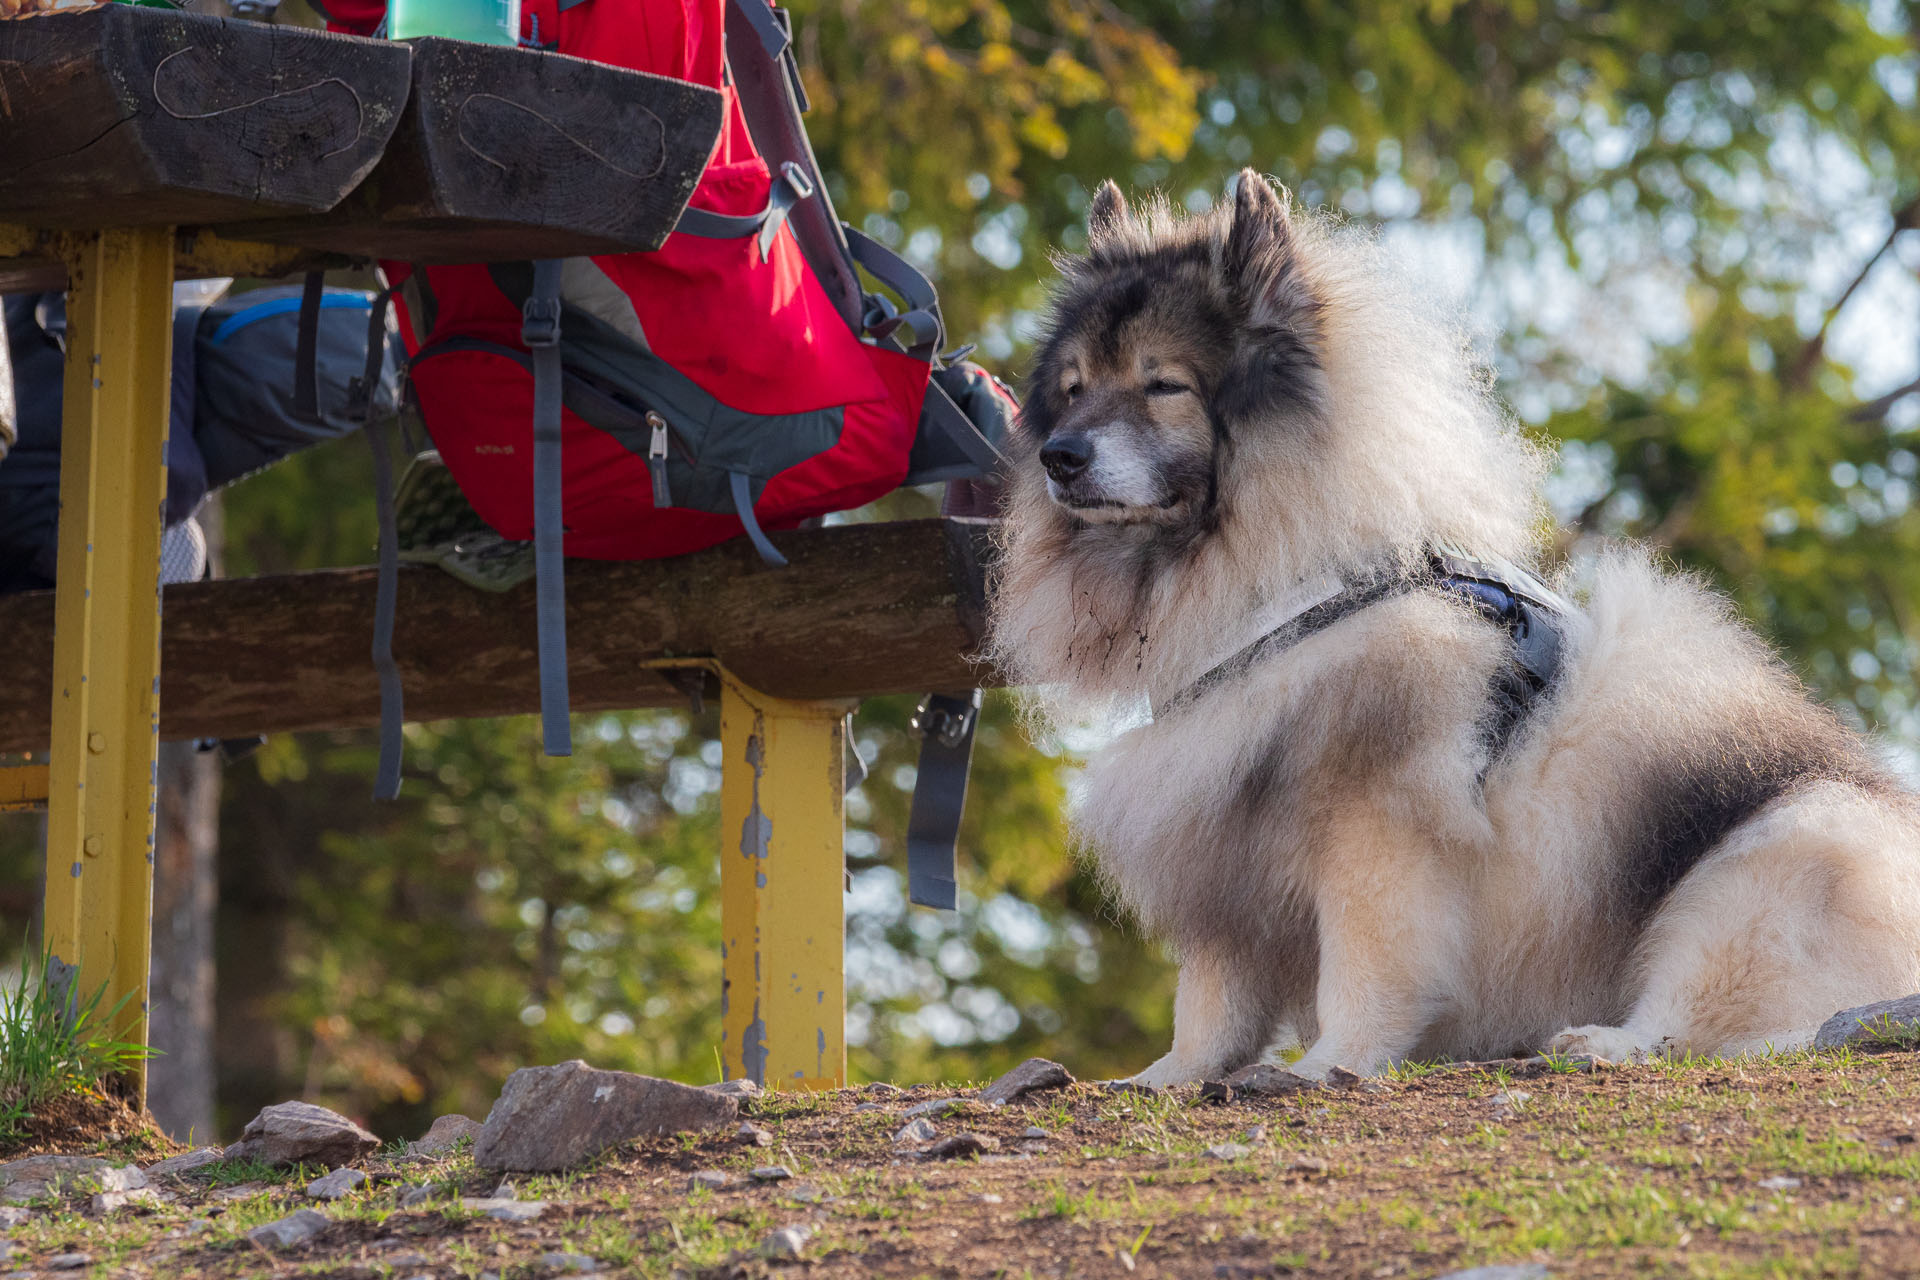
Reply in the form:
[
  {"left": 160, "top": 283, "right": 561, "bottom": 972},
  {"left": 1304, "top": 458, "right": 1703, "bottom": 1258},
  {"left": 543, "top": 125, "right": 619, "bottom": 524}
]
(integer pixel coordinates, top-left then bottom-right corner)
[
  {"left": 358, "top": 288, "right": 406, "bottom": 800},
  {"left": 843, "top": 226, "right": 944, "bottom": 359},
  {"left": 905, "top": 690, "right": 980, "bottom": 910},
  {"left": 674, "top": 161, "right": 814, "bottom": 261},
  {"left": 920, "top": 379, "right": 1009, "bottom": 475},
  {"left": 527, "top": 259, "right": 572, "bottom": 758},
  {"left": 292, "top": 271, "right": 324, "bottom": 419},
  {"left": 727, "top": 470, "right": 788, "bottom": 567}
]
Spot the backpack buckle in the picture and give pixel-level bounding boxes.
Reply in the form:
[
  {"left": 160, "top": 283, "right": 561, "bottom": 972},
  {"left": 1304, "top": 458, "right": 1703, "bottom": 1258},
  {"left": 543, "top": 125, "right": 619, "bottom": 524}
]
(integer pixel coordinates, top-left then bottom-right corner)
[
  {"left": 779, "top": 160, "right": 815, "bottom": 202},
  {"left": 911, "top": 693, "right": 977, "bottom": 749},
  {"left": 521, "top": 296, "right": 562, "bottom": 349}
]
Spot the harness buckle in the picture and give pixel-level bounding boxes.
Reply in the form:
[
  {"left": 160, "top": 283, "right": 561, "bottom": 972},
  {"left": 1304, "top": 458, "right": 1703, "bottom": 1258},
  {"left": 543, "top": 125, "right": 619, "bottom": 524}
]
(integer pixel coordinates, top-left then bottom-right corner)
[
  {"left": 520, "top": 296, "right": 562, "bottom": 349},
  {"left": 779, "top": 160, "right": 816, "bottom": 202},
  {"left": 911, "top": 694, "right": 978, "bottom": 749}
]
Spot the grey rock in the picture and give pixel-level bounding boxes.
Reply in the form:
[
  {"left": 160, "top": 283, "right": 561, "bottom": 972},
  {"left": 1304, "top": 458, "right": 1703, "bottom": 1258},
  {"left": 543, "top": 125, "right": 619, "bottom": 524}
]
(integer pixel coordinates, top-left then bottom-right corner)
[
  {"left": 45, "top": 1253, "right": 92, "bottom": 1271},
  {"left": 1245, "top": 1125, "right": 1269, "bottom": 1144},
  {"left": 863, "top": 1082, "right": 903, "bottom": 1095},
  {"left": 893, "top": 1117, "right": 938, "bottom": 1145},
  {"left": 144, "top": 1148, "right": 225, "bottom": 1180},
  {"left": 762, "top": 1224, "right": 812, "bottom": 1259},
  {"left": 474, "top": 1060, "right": 737, "bottom": 1172},
  {"left": 705, "top": 1079, "right": 761, "bottom": 1100},
  {"left": 924, "top": 1132, "right": 998, "bottom": 1160},
  {"left": 211, "top": 1182, "right": 271, "bottom": 1202},
  {"left": 1206, "top": 1142, "right": 1252, "bottom": 1161},
  {"left": 1433, "top": 1267, "right": 1549, "bottom": 1280},
  {"left": 1758, "top": 1175, "right": 1802, "bottom": 1191},
  {"left": 247, "top": 1209, "right": 331, "bottom": 1249},
  {"left": 490, "top": 1180, "right": 517, "bottom": 1200},
  {"left": 0, "top": 1241, "right": 17, "bottom": 1263},
  {"left": 399, "top": 1186, "right": 439, "bottom": 1208},
  {"left": 1021, "top": 1126, "right": 1049, "bottom": 1140},
  {"left": 306, "top": 1168, "right": 369, "bottom": 1201},
  {"left": 903, "top": 1097, "right": 963, "bottom": 1118},
  {"left": 97, "top": 1166, "right": 146, "bottom": 1192},
  {"left": 978, "top": 1057, "right": 1073, "bottom": 1106},
  {"left": 688, "top": 1170, "right": 734, "bottom": 1192},
  {"left": 1223, "top": 1064, "right": 1323, "bottom": 1097},
  {"left": 406, "top": 1114, "right": 482, "bottom": 1158},
  {"left": 0, "top": 1205, "right": 31, "bottom": 1227},
  {"left": 1325, "top": 1065, "right": 1364, "bottom": 1088},
  {"left": 750, "top": 1165, "right": 794, "bottom": 1182},
  {"left": 225, "top": 1101, "right": 379, "bottom": 1170},
  {"left": 1816, "top": 995, "right": 1920, "bottom": 1050},
  {"left": 1104, "top": 1079, "right": 1161, "bottom": 1096},
  {"left": 539, "top": 1252, "right": 600, "bottom": 1272},
  {"left": 736, "top": 1122, "right": 775, "bottom": 1148},
  {"left": 460, "top": 1197, "right": 548, "bottom": 1222},
  {"left": 785, "top": 1184, "right": 824, "bottom": 1203},
  {"left": 90, "top": 1188, "right": 160, "bottom": 1214},
  {"left": 1289, "top": 1155, "right": 1329, "bottom": 1175},
  {"left": 0, "top": 1155, "right": 109, "bottom": 1204}
]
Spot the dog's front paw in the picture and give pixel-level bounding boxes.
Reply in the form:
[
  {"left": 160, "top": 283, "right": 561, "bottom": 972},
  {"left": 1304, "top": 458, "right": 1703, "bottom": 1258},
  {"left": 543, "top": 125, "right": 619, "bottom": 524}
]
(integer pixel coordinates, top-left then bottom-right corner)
[
  {"left": 1548, "top": 1024, "right": 1653, "bottom": 1063},
  {"left": 1130, "top": 1054, "right": 1196, "bottom": 1088}
]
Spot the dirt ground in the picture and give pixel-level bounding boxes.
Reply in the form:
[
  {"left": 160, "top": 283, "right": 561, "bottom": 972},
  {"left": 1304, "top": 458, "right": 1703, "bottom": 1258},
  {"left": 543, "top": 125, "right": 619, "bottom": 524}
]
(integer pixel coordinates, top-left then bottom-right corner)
[{"left": 8, "top": 1048, "right": 1920, "bottom": 1279}]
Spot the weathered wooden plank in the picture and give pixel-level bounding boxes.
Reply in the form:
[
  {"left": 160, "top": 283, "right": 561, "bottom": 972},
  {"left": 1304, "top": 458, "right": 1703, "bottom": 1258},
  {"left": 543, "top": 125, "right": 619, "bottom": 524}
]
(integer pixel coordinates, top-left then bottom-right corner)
[
  {"left": 225, "top": 38, "right": 722, "bottom": 261},
  {"left": 0, "top": 224, "right": 349, "bottom": 293},
  {"left": 0, "top": 8, "right": 412, "bottom": 227},
  {"left": 0, "top": 519, "right": 998, "bottom": 753}
]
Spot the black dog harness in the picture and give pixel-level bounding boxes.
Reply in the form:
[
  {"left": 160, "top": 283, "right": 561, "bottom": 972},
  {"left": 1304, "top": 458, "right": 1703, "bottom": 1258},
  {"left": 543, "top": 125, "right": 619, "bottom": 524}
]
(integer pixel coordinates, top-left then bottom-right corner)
[{"left": 1153, "top": 548, "right": 1570, "bottom": 759}]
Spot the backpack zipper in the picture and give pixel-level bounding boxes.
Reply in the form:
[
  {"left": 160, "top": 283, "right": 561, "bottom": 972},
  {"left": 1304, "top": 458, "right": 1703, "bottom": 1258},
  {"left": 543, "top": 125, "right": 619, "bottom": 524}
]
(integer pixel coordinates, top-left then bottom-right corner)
[{"left": 646, "top": 410, "right": 673, "bottom": 507}]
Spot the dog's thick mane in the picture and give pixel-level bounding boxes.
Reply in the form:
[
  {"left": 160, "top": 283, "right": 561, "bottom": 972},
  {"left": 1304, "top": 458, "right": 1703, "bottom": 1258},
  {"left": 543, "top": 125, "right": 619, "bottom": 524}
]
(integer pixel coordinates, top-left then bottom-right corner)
[{"left": 990, "top": 180, "right": 1551, "bottom": 722}]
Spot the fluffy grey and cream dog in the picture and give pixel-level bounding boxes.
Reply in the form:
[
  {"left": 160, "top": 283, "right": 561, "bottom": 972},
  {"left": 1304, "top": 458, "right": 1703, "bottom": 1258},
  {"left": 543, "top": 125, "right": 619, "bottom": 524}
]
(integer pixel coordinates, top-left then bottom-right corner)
[{"left": 989, "top": 168, "right": 1920, "bottom": 1082}]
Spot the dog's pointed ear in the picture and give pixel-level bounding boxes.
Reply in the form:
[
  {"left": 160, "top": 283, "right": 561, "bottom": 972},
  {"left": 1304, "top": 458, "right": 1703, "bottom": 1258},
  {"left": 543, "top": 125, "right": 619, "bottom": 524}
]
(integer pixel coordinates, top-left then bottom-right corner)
[
  {"left": 1225, "top": 169, "right": 1303, "bottom": 318},
  {"left": 1087, "top": 179, "right": 1130, "bottom": 248}
]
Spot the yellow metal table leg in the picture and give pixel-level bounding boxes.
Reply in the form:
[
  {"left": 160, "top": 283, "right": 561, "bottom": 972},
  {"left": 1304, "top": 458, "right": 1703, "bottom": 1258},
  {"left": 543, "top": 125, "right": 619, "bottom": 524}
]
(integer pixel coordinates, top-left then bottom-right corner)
[
  {"left": 42, "top": 227, "right": 174, "bottom": 1100},
  {"left": 718, "top": 670, "right": 851, "bottom": 1091}
]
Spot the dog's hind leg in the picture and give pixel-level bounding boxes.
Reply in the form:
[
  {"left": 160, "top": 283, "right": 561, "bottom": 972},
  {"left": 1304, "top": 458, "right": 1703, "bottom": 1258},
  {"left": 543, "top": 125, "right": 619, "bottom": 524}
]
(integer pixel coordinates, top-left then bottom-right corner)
[
  {"left": 1131, "top": 945, "right": 1284, "bottom": 1087},
  {"left": 1551, "top": 785, "right": 1920, "bottom": 1062},
  {"left": 1288, "top": 811, "right": 1466, "bottom": 1080}
]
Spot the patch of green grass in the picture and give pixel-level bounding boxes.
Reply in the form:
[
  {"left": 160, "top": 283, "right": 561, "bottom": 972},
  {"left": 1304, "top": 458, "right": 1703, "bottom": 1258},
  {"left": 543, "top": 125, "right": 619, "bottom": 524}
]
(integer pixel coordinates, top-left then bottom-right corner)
[{"left": 0, "top": 945, "right": 154, "bottom": 1141}]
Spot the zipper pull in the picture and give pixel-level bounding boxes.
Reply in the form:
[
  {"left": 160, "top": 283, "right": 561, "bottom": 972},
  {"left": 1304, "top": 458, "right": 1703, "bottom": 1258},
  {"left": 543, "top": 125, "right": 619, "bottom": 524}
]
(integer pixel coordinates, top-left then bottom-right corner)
[{"left": 646, "top": 411, "right": 672, "bottom": 508}]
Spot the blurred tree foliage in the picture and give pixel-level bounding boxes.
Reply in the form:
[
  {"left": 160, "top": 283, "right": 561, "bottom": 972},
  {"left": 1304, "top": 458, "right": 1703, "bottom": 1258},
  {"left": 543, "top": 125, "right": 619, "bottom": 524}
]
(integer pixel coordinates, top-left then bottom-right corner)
[{"left": 4, "top": 0, "right": 1910, "bottom": 1137}]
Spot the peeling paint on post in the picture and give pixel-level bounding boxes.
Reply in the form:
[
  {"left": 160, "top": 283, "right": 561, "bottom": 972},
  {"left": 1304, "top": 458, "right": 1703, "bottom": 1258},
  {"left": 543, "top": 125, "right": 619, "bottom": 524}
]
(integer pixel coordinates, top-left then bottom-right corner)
[{"left": 718, "top": 671, "right": 849, "bottom": 1090}]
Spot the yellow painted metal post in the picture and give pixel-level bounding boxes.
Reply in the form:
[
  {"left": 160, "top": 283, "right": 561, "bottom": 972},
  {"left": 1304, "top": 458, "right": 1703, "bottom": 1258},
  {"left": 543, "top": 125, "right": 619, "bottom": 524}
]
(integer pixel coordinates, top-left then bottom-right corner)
[
  {"left": 42, "top": 227, "right": 174, "bottom": 1098},
  {"left": 718, "top": 670, "right": 851, "bottom": 1090}
]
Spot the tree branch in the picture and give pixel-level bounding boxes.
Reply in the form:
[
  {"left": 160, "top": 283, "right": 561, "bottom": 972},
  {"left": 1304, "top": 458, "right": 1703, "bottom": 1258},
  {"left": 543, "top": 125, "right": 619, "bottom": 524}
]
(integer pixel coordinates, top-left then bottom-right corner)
[{"left": 1785, "top": 194, "right": 1920, "bottom": 393}]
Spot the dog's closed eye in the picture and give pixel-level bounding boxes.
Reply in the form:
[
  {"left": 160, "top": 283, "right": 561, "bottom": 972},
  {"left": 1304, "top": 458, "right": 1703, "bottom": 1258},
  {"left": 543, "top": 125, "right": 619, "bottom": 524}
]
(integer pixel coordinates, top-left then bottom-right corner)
[{"left": 1145, "top": 378, "right": 1190, "bottom": 396}]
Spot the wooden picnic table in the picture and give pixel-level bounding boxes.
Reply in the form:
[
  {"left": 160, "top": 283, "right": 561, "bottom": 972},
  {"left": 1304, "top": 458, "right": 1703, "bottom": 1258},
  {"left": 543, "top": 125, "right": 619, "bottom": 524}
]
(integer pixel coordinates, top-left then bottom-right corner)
[{"left": 0, "top": 4, "right": 994, "bottom": 1098}]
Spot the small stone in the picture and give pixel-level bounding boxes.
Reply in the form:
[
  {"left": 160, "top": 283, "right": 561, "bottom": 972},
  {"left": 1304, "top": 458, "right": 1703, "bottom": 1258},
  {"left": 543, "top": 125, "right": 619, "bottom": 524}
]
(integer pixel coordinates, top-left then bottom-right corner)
[
  {"left": 785, "top": 1184, "right": 823, "bottom": 1203},
  {"left": 750, "top": 1165, "right": 794, "bottom": 1182},
  {"left": 978, "top": 1057, "right": 1074, "bottom": 1106},
  {"left": 852, "top": 1103, "right": 886, "bottom": 1113},
  {"left": 1118, "top": 1249, "right": 1136, "bottom": 1272},
  {"left": 1290, "top": 1154, "right": 1329, "bottom": 1175},
  {"left": 460, "top": 1197, "right": 548, "bottom": 1222},
  {"left": 0, "top": 1205, "right": 32, "bottom": 1227},
  {"left": 1758, "top": 1176, "right": 1802, "bottom": 1191},
  {"left": 475, "top": 1060, "right": 737, "bottom": 1172},
  {"left": 90, "top": 1188, "right": 160, "bottom": 1214},
  {"left": 924, "top": 1133, "right": 998, "bottom": 1160},
  {"left": 212, "top": 1182, "right": 271, "bottom": 1202},
  {"left": 1325, "top": 1065, "right": 1363, "bottom": 1088},
  {"left": 45, "top": 1253, "right": 92, "bottom": 1271},
  {"left": 903, "top": 1097, "right": 963, "bottom": 1118},
  {"left": 225, "top": 1101, "right": 379, "bottom": 1170},
  {"left": 1222, "top": 1064, "right": 1322, "bottom": 1097},
  {"left": 144, "top": 1148, "right": 225, "bottom": 1180},
  {"left": 1197, "top": 1079, "right": 1234, "bottom": 1104},
  {"left": 247, "top": 1209, "right": 330, "bottom": 1249},
  {"left": 539, "top": 1252, "right": 600, "bottom": 1272},
  {"left": 1816, "top": 995, "right": 1920, "bottom": 1050},
  {"left": 863, "top": 1082, "right": 903, "bottom": 1095},
  {"left": 761, "top": 1224, "right": 812, "bottom": 1259},
  {"left": 406, "top": 1114, "right": 482, "bottom": 1158},
  {"left": 1489, "top": 1089, "right": 1532, "bottom": 1113},
  {"left": 1245, "top": 1125, "right": 1269, "bottom": 1144},
  {"left": 736, "top": 1121, "right": 775, "bottom": 1147},
  {"left": 705, "top": 1079, "right": 762, "bottom": 1100},
  {"left": 491, "top": 1180, "right": 517, "bottom": 1200},
  {"left": 1021, "top": 1126, "right": 1049, "bottom": 1140},
  {"left": 400, "top": 1185, "right": 438, "bottom": 1207},
  {"left": 97, "top": 1166, "right": 146, "bottom": 1192},
  {"left": 0, "top": 1241, "right": 17, "bottom": 1263},
  {"left": 1206, "top": 1142, "right": 1252, "bottom": 1161},
  {"left": 1104, "top": 1079, "right": 1161, "bottom": 1096},
  {"left": 975, "top": 1192, "right": 1004, "bottom": 1204},
  {"left": 306, "top": 1167, "right": 369, "bottom": 1201},
  {"left": 1432, "top": 1267, "right": 1549, "bottom": 1280},
  {"left": 688, "top": 1170, "right": 734, "bottom": 1192},
  {"left": 893, "top": 1117, "right": 938, "bottom": 1145}
]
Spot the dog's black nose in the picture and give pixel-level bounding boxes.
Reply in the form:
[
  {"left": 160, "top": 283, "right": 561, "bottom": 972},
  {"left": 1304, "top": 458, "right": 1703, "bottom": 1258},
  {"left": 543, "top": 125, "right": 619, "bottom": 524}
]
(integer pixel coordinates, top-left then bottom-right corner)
[{"left": 1040, "top": 435, "right": 1093, "bottom": 482}]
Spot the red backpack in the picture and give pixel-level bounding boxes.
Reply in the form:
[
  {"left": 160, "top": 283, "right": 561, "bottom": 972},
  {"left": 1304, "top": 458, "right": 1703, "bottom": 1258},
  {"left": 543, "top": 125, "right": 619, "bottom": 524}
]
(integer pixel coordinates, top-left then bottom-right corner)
[{"left": 319, "top": 0, "right": 1011, "bottom": 870}]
